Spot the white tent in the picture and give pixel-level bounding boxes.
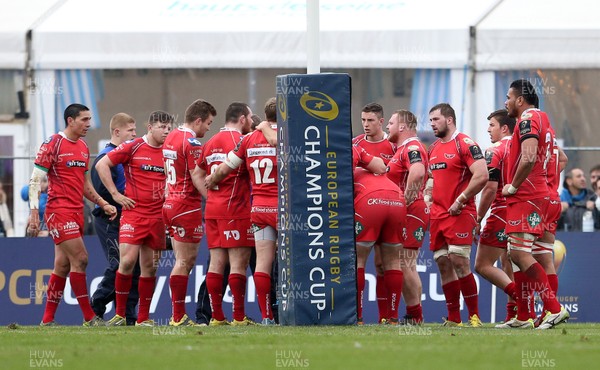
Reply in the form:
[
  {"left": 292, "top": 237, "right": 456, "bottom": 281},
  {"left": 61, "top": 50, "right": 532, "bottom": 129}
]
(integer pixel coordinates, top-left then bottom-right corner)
[
  {"left": 32, "top": 0, "right": 498, "bottom": 69},
  {"left": 0, "top": 0, "right": 61, "bottom": 68},
  {"left": 476, "top": 0, "right": 600, "bottom": 70}
]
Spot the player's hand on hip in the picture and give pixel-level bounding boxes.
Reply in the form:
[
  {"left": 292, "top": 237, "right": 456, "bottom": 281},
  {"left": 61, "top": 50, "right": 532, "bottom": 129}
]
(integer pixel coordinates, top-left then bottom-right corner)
[
  {"left": 448, "top": 201, "right": 464, "bottom": 216},
  {"left": 114, "top": 193, "right": 135, "bottom": 210}
]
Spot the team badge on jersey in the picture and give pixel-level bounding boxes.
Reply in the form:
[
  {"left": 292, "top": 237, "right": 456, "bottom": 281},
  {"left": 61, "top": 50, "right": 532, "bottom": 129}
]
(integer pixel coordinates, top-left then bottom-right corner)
[
  {"left": 469, "top": 145, "right": 484, "bottom": 160},
  {"left": 519, "top": 120, "right": 532, "bottom": 135},
  {"left": 408, "top": 150, "right": 422, "bottom": 164}
]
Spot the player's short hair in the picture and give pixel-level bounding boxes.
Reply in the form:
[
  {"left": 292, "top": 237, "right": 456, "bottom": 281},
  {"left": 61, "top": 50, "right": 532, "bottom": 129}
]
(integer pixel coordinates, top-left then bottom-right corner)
[
  {"left": 362, "top": 102, "right": 384, "bottom": 119},
  {"left": 487, "top": 109, "right": 516, "bottom": 134},
  {"left": 109, "top": 113, "right": 135, "bottom": 132},
  {"left": 148, "top": 110, "right": 174, "bottom": 125},
  {"left": 225, "top": 102, "right": 250, "bottom": 123},
  {"left": 63, "top": 103, "right": 89, "bottom": 127},
  {"left": 251, "top": 114, "right": 262, "bottom": 131},
  {"left": 394, "top": 109, "right": 418, "bottom": 130},
  {"left": 429, "top": 103, "right": 456, "bottom": 124},
  {"left": 509, "top": 79, "right": 540, "bottom": 108},
  {"left": 185, "top": 99, "right": 217, "bottom": 124},
  {"left": 264, "top": 97, "right": 277, "bottom": 122}
]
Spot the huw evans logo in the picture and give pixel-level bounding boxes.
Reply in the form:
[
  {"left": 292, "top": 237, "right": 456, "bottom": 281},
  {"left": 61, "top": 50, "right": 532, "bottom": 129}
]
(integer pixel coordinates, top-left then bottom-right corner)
[{"left": 299, "top": 91, "right": 339, "bottom": 121}]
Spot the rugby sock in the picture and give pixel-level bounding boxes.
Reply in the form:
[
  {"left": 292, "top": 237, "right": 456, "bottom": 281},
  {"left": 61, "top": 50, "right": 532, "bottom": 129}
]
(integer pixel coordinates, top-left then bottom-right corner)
[
  {"left": 356, "top": 268, "right": 365, "bottom": 320},
  {"left": 42, "top": 273, "right": 66, "bottom": 324},
  {"left": 254, "top": 272, "right": 272, "bottom": 319},
  {"left": 115, "top": 271, "right": 132, "bottom": 317},
  {"left": 442, "top": 280, "right": 461, "bottom": 323},
  {"left": 458, "top": 273, "right": 479, "bottom": 318},
  {"left": 406, "top": 304, "right": 423, "bottom": 323},
  {"left": 137, "top": 276, "right": 156, "bottom": 323},
  {"left": 513, "top": 271, "right": 531, "bottom": 321},
  {"left": 547, "top": 273, "right": 559, "bottom": 296},
  {"left": 503, "top": 281, "right": 517, "bottom": 301},
  {"left": 384, "top": 270, "right": 404, "bottom": 321},
  {"left": 170, "top": 274, "right": 189, "bottom": 322},
  {"left": 205, "top": 272, "right": 225, "bottom": 321},
  {"left": 505, "top": 302, "right": 517, "bottom": 322},
  {"left": 524, "top": 263, "right": 560, "bottom": 314},
  {"left": 69, "top": 272, "right": 96, "bottom": 322},
  {"left": 376, "top": 274, "right": 389, "bottom": 321},
  {"left": 229, "top": 274, "right": 247, "bottom": 322}
]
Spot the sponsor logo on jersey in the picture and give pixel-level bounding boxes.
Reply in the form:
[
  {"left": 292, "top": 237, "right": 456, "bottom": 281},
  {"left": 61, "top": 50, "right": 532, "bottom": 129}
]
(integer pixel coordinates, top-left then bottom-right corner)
[
  {"left": 58, "top": 153, "right": 74, "bottom": 157},
  {"left": 224, "top": 229, "right": 241, "bottom": 240},
  {"left": 43, "top": 136, "right": 54, "bottom": 144},
  {"left": 194, "top": 225, "right": 204, "bottom": 234},
  {"left": 63, "top": 221, "right": 79, "bottom": 231},
  {"left": 121, "top": 223, "right": 135, "bottom": 232},
  {"left": 250, "top": 223, "right": 262, "bottom": 233},
  {"left": 354, "top": 221, "right": 364, "bottom": 236},
  {"left": 49, "top": 228, "right": 59, "bottom": 239},
  {"left": 367, "top": 198, "right": 403, "bottom": 207},
  {"left": 248, "top": 147, "right": 276, "bottom": 157},
  {"left": 527, "top": 211, "right": 542, "bottom": 227},
  {"left": 430, "top": 162, "right": 447, "bottom": 171},
  {"left": 206, "top": 153, "right": 227, "bottom": 165},
  {"left": 299, "top": 91, "right": 339, "bottom": 121},
  {"left": 141, "top": 164, "right": 165, "bottom": 173},
  {"left": 413, "top": 226, "right": 424, "bottom": 241},
  {"left": 66, "top": 160, "right": 86, "bottom": 168},
  {"left": 455, "top": 232, "right": 469, "bottom": 238},
  {"left": 463, "top": 137, "right": 475, "bottom": 145},
  {"left": 508, "top": 220, "right": 521, "bottom": 226},
  {"left": 187, "top": 138, "right": 202, "bottom": 146},
  {"left": 176, "top": 226, "right": 185, "bottom": 237},
  {"left": 444, "top": 153, "right": 455, "bottom": 159},
  {"left": 163, "top": 149, "right": 177, "bottom": 160},
  {"left": 407, "top": 145, "right": 420, "bottom": 151},
  {"left": 81, "top": 152, "right": 88, "bottom": 158}
]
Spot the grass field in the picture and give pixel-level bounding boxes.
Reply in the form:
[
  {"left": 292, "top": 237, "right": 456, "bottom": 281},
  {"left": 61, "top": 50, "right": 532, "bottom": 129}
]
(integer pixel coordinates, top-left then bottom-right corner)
[{"left": 1, "top": 323, "right": 599, "bottom": 370}]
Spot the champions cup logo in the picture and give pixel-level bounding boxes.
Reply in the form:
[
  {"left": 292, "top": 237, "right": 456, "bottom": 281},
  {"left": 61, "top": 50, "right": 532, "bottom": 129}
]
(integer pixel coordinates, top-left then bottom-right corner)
[
  {"left": 277, "top": 93, "right": 287, "bottom": 122},
  {"left": 299, "top": 91, "right": 339, "bottom": 121}
]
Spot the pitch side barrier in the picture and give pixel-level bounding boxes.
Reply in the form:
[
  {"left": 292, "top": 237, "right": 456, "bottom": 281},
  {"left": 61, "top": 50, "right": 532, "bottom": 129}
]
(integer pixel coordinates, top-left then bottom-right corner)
[
  {"left": 0, "top": 236, "right": 595, "bottom": 323},
  {"left": 276, "top": 73, "right": 357, "bottom": 325}
]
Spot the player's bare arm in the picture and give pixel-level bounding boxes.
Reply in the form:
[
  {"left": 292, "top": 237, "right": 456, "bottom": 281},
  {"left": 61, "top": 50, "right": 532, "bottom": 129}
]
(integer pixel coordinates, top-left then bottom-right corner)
[
  {"left": 365, "top": 156, "right": 387, "bottom": 175},
  {"left": 205, "top": 161, "right": 235, "bottom": 189},
  {"left": 502, "top": 137, "right": 537, "bottom": 197},
  {"left": 404, "top": 162, "right": 426, "bottom": 206},
  {"left": 26, "top": 166, "right": 47, "bottom": 237},
  {"left": 95, "top": 155, "right": 136, "bottom": 210},
  {"left": 449, "top": 159, "right": 488, "bottom": 216},
  {"left": 83, "top": 172, "right": 117, "bottom": 220},
  {"left": 256, "top": 121, "right": 277, "bottom": 146},
  {"left": 191, "top": 165, "right": 208, "bottom": 199},
  {"left": 558, "top": 147, "right": 568, "bottom": 172}
]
